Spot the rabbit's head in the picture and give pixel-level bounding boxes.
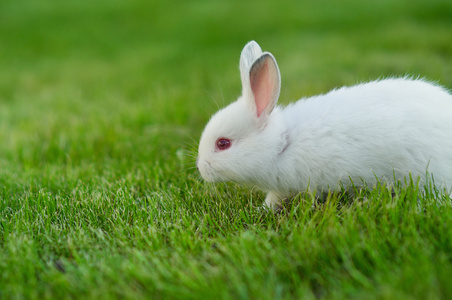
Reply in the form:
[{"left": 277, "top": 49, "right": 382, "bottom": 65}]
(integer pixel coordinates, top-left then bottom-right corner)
[{"left": 197, "top": 41, "right": 287, "bottom": 187}]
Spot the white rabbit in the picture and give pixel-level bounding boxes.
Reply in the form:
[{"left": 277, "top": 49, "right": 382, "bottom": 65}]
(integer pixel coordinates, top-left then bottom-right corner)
[{"left": 197, "top": 41, "right": 452, "bottom": 209}]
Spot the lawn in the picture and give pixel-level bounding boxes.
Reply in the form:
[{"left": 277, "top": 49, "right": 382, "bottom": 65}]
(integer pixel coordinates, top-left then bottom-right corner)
[{"left": 1, "top": 0, "right": 452, "bottom": 299}]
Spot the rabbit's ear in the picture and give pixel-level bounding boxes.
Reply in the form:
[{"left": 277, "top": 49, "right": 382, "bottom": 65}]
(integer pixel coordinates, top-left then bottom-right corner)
[
  {"left": 248, "top": 53, "right": 281, "bottom": 118},
  {"left": 240, "top": 41, "right": 263, "bottom": 97},
  {"left": 239, "top": 41, "right": 281, "bottom": 118}
]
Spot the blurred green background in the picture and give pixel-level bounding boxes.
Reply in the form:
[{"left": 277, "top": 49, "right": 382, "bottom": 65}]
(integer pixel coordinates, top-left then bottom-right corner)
[
  {"left": 1, "top": 0, "right": 452, "bottom": 298},
  {"left": 1, "top": 0, "right": 451, "bottom": 174}
]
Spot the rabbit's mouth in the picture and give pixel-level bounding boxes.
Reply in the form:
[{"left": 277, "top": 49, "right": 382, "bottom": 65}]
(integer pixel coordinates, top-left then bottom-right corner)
[
  {"left": 198, "top": 160, "right": 234, "bottom": 183},
  {"left": 197, "top": 160, "right": 215, "bottom": 182}
]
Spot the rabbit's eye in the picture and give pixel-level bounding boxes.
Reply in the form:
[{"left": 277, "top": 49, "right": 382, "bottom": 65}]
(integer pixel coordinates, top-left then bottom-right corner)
[{"left": 216, "top": 138, "right": 231, "bottom": 151}]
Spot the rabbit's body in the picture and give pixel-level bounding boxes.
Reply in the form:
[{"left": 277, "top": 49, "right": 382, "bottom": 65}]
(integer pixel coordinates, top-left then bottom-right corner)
[
  {"left": 270, "top": 79, "right": 452, "bottom": 199},
  {"left": 197, "top": 41, "right": 452, "bottom": 209}
]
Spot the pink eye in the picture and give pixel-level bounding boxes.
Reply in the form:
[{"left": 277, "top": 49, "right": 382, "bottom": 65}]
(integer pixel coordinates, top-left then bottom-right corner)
[{"left": 216, "top": 138, "right": 231, "bottom": 151}]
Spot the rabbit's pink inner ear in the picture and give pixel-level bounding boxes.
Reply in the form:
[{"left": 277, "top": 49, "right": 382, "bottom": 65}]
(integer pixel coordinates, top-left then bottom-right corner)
[{"left": 250, "top": 59, "right": 272, "bottom": 118}]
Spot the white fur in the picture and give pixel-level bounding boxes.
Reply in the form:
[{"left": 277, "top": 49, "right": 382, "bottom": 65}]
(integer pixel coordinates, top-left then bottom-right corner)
[{"left": 197, "top": 41, "right": 452, "bottom": 209}]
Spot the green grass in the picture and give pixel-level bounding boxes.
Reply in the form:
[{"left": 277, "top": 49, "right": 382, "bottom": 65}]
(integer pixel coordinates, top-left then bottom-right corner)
[{"left": 1, "top": 0, "right": 452, "bottom": 298}]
